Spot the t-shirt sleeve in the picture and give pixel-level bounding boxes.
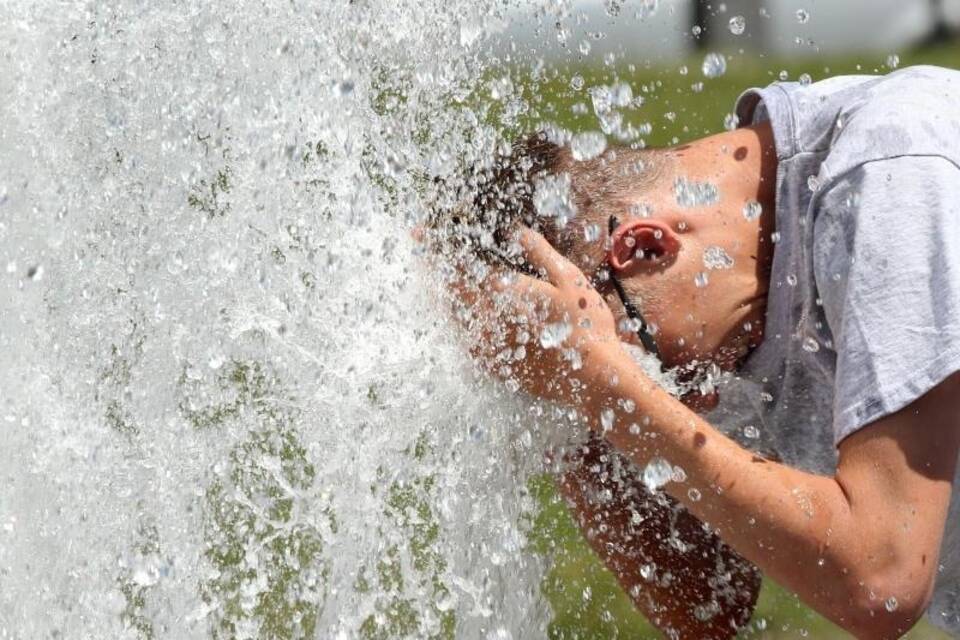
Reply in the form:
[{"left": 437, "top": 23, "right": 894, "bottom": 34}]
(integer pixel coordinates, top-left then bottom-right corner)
[{"left": 814, "top": 155, "right": 960, "bottom": 444}]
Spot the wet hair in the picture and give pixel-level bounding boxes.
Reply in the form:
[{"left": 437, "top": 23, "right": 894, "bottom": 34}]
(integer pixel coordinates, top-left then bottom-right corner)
[{"left": 427, "top": 132, "right": 665, "bottom": 275}]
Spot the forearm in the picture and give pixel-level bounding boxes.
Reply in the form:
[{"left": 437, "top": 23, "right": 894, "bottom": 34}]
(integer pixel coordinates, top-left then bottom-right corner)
[{"left": 582, "top": 355, "right": 926, "bottom": 635}]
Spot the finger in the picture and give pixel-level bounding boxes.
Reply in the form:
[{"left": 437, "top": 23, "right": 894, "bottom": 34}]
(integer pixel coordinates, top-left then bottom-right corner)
[
  {"left": 449, "top": 264, "right": 551, "bottom": 312},
  {"left": 516, "top": 227, "right": 576, "bottom": 287}
]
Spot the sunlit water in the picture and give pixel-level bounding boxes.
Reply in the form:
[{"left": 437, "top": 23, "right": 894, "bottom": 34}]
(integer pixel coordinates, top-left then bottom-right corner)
[{"left": 0, "top": 2, "right": 685, "bottom": 638}]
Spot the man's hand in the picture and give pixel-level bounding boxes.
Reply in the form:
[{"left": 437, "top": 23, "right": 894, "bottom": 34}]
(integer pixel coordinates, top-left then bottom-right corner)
[{"left": 447, "top": 227, "right": 629, "bottom": 406}]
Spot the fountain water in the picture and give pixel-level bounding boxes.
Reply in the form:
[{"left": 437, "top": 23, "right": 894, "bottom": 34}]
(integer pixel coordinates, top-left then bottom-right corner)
[{"left": 0, "top": 1, "right": 682, "bottom": 638}]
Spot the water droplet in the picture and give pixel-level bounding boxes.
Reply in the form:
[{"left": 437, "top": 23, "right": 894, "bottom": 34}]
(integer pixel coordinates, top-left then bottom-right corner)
[
  {"left": 534, "top": 172, "right": 577, "bottom": 226},
  {"left": 885, "top": 596, "right": 899, "bottom": 612},
  {"left": 687, "top": 488, "right": 702, "bottom": 502},
  {"left": 807, "top": 174, "right": 821, "bottom": 192},
  {"left": 570, "top": 131, "right": 607, "bottom": 161},
  {"left": 728, "top": 15, "right": 746, "bottom": 35},
  {"left": 539, "top": 321, "right": 572, "bottom": 348},
  {"left": 742, "top": 200, "right": 763, "bottom": 221},
  {"left": 723, "top": 112, "right": 739, "bottom": 131},
  {"left": 796, "top": 9, "right": 810, "bottom": 23},
  {"left": 578, "top": 39, "right": 591, "bottom": 56},
  {"left": 743, "top": 425, "right": 760, "bottom": 439},
  {"left": 802, "top": 336, "right": 820, "bottom": 353},
  {"left": 564, "top": 347, "right": 583, "bottom": 371},
  {"left": 694, "top": 601, "right": 720, "bottom": 622},
  {"left": 583, "top": 223, "right": 601, "bottom": 242},
  {"left": 690, "top": 81, "right": 704, "bottom": 93},
  {"left": 26, "top": 264, "right": 43, "bottom": 280},
  {"left": 628, "top": 423, "right": 642, "bottom": 435},
  {"left": 639, "top": 563, "right": 656, "bottom": 581},
  {"left": 643, "top": 457, "right": 674, "bottom": 491},
  {"left": 673, "top": 177, "right": 719, "bottom": 208},
  {"left": 799, "top": 73, "right": 812, "bottom": 86},
  {"left": 679, "top": 64, "right": 688, "bottom": 76},
  {"left": 671, "top": 466, "right": 687, "bottom": 483},
  {"left": 786, "top": 274, "right": 798, "bottom": 287},
  {"left": 600, "top": 407, "right": 615, "bottom": 433},
  {"left": 770, "top": 231, "right": 781, "bottom": 243},
  {"left": 694, "top": 272, "right": 709, "bottom": 288},
  {"left": 778, "top": 69, "right": 789, "bottom": 81},
  {"left": 703, "top": 246, "right": 734, "bottom": 270},
  {"left": 701, "top": 52, "right": 727, "bottom": 79},
  {"left": 609, "top": 82, "right": 633, "bottom": 107},
  {"left": 886, "top": 54, "right": 900, "bottom": 69},
  {"left": 570, "top": 74, "right": 585, "bottom": 91}
]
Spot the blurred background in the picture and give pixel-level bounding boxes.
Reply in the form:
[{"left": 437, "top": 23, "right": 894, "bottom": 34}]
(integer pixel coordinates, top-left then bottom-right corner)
[
  {"left": 504, "top": 1, "right": 960, "bottom": 638},
  {"left": 503, "top": 0, "right": 960, "bottom": 60}
]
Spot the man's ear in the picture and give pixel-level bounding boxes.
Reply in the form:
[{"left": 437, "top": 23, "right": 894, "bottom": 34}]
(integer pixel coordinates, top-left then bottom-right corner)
[{"left": 609, "top": 219, "right": 681, "bottom": 275}]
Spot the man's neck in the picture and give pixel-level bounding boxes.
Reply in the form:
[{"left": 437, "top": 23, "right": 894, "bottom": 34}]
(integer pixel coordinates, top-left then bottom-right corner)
[
  {"left": 723, "top": 121, "right": 779, "bottom": 363},
  {"left": 679, "top": 121, "right": 779, "bottom": 367}
]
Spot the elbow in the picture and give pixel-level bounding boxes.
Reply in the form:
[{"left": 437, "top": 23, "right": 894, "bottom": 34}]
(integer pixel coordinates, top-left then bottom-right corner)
[{"left": 838, "top": 571, "right": 934, "bottom": 640}]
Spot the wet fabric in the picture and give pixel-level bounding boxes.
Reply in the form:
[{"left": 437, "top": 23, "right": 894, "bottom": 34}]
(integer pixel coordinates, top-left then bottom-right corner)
[{"left": 709, "top": 65, "right": 960, "bottom": 634}]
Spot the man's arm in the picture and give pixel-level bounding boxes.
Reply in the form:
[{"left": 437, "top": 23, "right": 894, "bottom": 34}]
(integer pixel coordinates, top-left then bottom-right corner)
[
  {"left": 592, "top": 363, "right": 960, "bottom": 639},
  {"left": 559, "top": 436, "right": 761, "bottom": 639}
]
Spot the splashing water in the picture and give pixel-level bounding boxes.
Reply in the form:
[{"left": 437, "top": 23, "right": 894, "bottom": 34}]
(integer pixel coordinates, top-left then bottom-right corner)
[
  {"left": 0, "top": 0, "right": 702, "bottom": 636},
  {"left": 0, "top": 2, "right": 602, "bottom": 637}
]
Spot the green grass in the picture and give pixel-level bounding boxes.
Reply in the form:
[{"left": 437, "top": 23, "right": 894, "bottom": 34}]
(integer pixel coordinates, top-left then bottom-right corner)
[{"left": 520, "top": 41, "right": 960, "bottom": 640}]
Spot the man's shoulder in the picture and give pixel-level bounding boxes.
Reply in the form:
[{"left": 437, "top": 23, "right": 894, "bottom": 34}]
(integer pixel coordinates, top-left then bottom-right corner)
[
  {"left": 739, "top": 66, "right": 960, "bottom": 167},
  {"left": 820, "top": 66, "right": 960, "bottom": 179}
]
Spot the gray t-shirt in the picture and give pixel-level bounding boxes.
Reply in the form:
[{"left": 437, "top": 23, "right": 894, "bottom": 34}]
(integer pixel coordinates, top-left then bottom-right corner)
[{"left": 708, "top": 65, "right": 960, "bottom": 634}]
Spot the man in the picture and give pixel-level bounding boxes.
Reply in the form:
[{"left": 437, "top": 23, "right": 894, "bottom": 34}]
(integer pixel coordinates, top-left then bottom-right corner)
[{"left": 441, "top": 65, "right": 960, "bottom": 638}]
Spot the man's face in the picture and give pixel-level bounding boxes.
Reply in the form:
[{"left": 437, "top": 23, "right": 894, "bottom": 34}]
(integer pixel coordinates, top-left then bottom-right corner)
[
  {"left": 543, "top": 130, "right": 774, "bottom": 371},
  {"left": 591, "top": 208, "right": 768, "bottom": 371}
]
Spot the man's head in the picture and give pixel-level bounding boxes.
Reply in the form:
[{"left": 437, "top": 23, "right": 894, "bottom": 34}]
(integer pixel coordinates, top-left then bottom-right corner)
[{"left": 474, "top": 125, "right": 777, "bottom": 372}]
